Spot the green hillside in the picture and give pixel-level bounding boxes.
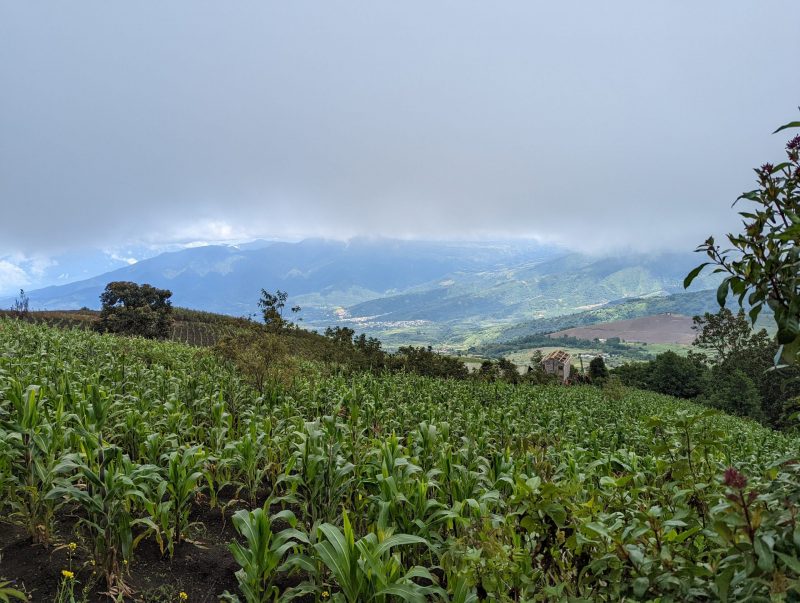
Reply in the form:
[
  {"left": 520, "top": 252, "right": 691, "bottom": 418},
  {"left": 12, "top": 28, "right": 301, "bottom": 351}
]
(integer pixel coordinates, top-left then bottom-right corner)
[{"left": 1, "top": 319, "right": 798, "bottom": 601}]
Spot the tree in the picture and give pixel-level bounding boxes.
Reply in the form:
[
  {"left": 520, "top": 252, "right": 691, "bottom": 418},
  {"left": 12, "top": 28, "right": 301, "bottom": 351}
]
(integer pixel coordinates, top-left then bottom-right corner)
[
  {"left": 588, "top": 356, "right": 609, "bottom": 384},
  {"left": 704, "top": 365, "right": 762, "bottom": 420},
  {"left": 96, "top": 281, "right": 173, "bottom": 339},
  {"left": 477, "top": 360, "right": 500, "bottom": 382},
  {"left": 692, "top": 309, "right": 765, "bottom": 363},
  {"left": 692, "top": 308, "right": 800, "bottom": 427},
  {"left": 646, "top": 351, "right": 706, "bottom": 399},
  {"left": 10, "top": 289, "right": 29, "bottom": 318},
  {"left": 258, "top": 289, "right": 300, "bottom": 331},
  {"left": 686, "top": 117, "right": 800, "bottom": 365},
  {"left": 497, "top": 357, "right": 520, "bottom": 384}
]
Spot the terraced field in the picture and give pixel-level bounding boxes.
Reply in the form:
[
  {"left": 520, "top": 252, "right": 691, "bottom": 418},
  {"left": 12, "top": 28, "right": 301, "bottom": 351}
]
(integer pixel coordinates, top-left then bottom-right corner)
[
  {"left": 0, "top": 319, "right": 798, "bottom": 601},
  {"left": 0, "top": 309, "right": 253, "bottom": 348}
]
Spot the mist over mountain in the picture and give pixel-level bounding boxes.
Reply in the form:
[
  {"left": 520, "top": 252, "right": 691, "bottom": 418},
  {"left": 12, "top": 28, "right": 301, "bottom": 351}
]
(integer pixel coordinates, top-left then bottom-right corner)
[{"left": 1, "top": 238, "right": 720, "bottom": 347}]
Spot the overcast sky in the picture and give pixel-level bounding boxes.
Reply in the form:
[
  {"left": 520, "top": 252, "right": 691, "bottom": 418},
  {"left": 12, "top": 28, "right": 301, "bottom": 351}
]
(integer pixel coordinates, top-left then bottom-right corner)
[{"left": 2, "top": 2, "right": 799, "bottom": 267}]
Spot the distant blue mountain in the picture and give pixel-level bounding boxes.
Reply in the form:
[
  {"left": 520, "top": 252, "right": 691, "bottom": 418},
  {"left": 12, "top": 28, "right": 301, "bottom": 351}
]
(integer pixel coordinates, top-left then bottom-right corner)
[
  {"left": 2, "top": 238, "right": 556, "bottom": 314},
  {"left": 1, "top": 239, "right": 720, "bottom": 345}
]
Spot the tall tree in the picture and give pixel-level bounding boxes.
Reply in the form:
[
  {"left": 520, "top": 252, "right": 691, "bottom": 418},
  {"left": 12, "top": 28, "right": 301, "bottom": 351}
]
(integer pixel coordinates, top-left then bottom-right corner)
[
  {"left": 258, "top": 289, "right": 300, "bottom": 331},
  {"left": 692, "top": 308, "right": 767, "bottom": 363},
  {"left": 96, "top": 281, "right": 173, "bottom": 339},
  {"left": 588, "top": 356, "right": 609, "bottom": 384}
]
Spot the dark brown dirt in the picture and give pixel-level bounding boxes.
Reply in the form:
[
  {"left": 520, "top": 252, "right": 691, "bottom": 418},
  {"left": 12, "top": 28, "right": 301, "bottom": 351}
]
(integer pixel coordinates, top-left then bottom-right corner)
[{"left": 0, "top": 501, "right": 243, "bottom": 602}]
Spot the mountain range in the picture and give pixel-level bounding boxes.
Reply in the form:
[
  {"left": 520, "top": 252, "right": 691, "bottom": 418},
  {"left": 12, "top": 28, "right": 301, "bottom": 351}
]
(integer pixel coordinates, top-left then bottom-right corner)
[{"left": 0, "top": 238, "right": 722, "bottom": 348}]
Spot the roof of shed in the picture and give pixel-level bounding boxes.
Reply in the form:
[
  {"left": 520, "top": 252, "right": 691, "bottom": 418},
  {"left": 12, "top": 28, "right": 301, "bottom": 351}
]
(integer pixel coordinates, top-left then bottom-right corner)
[{"left": 543, "top": 349, "right": 571, "bottom": 363}]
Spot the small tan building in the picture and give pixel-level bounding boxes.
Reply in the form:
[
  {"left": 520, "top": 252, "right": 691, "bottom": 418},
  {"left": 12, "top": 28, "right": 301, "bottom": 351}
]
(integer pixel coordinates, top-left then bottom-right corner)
[{"left": 542, "top": 350, "right": 571, "bottom": 382}]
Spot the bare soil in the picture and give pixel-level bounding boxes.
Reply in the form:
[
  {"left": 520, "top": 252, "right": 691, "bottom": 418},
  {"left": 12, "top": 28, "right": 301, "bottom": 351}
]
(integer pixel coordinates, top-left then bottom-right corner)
[{"left": 549, "top": 313, "right": 696, "bottom": 345}]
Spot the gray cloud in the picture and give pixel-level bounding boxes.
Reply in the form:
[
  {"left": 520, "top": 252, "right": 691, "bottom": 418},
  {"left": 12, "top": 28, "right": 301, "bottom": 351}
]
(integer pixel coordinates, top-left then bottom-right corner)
[{"left": 1, "top": 1, "right": 799, "bottom": 256}]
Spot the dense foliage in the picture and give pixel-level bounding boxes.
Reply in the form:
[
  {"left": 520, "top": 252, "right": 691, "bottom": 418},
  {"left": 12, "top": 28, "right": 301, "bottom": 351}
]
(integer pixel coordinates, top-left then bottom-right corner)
[
  {"left": 687, "top": 119, "right": 800, "bottom": 365},
  {"left": 614, "top": 310, "right": 800, "bottom": 429},
  {"left": 96, "top": 281, "right": 174, "bottom": 340},
  {"left": 1, "top": 320, "right": 799, "bottom": 600}
]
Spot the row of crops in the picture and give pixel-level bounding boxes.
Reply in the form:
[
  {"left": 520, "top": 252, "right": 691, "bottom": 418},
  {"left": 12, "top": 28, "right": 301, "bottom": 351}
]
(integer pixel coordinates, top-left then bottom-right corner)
[
  {"left": 170, "top": 320, "right": 237, "bottom": 347},
  {"left": 1, "top": 319, "right": 799, "bottom": 601},
  {"left": 0, "top": 309, "right": 246, "bottom": 348}
]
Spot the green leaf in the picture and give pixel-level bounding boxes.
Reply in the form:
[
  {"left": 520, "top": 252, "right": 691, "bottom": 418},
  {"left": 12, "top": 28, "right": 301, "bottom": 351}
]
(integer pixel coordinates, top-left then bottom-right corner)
[
  {"left": 376, "top": 584, "right": 427, "bottom": 603},
  {"left": 541, "top": 502, "right": 566, "bottom": 527},
  {"left": 632, "top": 576, "right": 649, "bottom": 597},
  {"left": 684, "top": 263, "right": 710, "bottom": 289},
  {"left": 715, "top": 567, "right": 734, "bottom": 603},
  {"left": 773, "top": 120, "right": 800, "bottom": 134},
  {"left": 374, "top": 533, "right": 428, "bottom": 556},
  {"left": 716, "top": 278, "right": 730, "bottom": 308},
  {"left": 775, "top": 551, "right": 800, "bottom": 574}
]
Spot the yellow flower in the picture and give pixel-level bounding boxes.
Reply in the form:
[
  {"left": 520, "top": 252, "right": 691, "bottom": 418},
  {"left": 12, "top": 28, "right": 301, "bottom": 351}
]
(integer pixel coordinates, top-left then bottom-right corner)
[
  {"left": 123, "top": 559, "right": 128, "bottom": 565},
  {"left": 321, "top": 591, "right": 329, "bottom": 600},
  {"left": 61, "top": 570, "right": 74, "bottom": 580},
  {"left": 179, "top": 593, "right": 188, "bottom": 601},
  {"left": 68, "top": 542, "right": 77, "bottom": 551}
]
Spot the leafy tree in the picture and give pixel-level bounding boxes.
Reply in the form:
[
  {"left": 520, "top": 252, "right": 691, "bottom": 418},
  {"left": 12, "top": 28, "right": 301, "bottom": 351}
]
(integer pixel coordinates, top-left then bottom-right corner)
[
  {"left": 477, "top": 359, "right": 500, "bottom": 382},
  {"left": 214, "top": 330, "right": 288, "bottom": 393},
  {"left": 10, "top": 289, "right": 29, "bottom": 318},
  {"left": 96, "top": 281, "right": 173, "bottom": 339},
  {"left": 588, "top": 356, "right": 609, "bottom": 384},
  {"left": 390, "top": 346, "right": 469, "bottom": 379},
  {"left": 324, "top": 326, "right": 356, "bottom": 345},
  {"left": 686, "top": 117, "right": 800, "bottom": 365},
  {"left": 615, "top": 351, "right": 706, "bottom": 399},
  {"left": 692, "top": 309, "right": 764, "bottom": 363},
  {"left": 647, "top": 351, "right": 706, "bottom": 398},
  {"left": 704, "top": 365, "right": 762, "bottom": 420},
  {"left": 693, "top": 308, "right": 800, "bottom": 426},
  {"left": 611, "top": 361, "right": 652, "bottom": 390},
  {"left": 497, "top": 357, "right": 520, "bottom": 384},
  {"left": 257, "top": 289, "right": 300, "bottom": 331},
  {"left": 524, "top": 351, "right": 556, "bottom": 385}
]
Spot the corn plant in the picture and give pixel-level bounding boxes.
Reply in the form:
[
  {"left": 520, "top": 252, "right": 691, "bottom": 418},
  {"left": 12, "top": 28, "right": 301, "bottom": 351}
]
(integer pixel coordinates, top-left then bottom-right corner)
[
  {"left": 223, "top": 504, "right": 313, "bottom": 603},
  {"left": 0, "top": 581, "right": 26, "bottom": 602},
  {"left": 314, "top": 511, "right": 444, "bottom": 602},
  {"left": 162, "top": 444, "right": 205, "bottom": 549},
  {"left": 278, "top": 418, "right": 355, "bottom": 528},
  {"left": 4, "top": 381, "right": 62, "bottom": 545},
  {"left": 138, "top": 487, "right": 174, "bottom": 557},
  {"left": 226, "top": 421, "right": 272, "bottom": 506},
  {"left": 2, "top": 320, "right": 800, "bottom": 601},
  {"left": 47, "top": 444, "right": 160, "bottom": 594}
]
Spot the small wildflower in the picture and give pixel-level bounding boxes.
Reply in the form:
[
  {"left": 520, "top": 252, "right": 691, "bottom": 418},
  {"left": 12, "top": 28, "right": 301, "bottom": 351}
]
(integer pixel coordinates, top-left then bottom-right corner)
[
  {"left": 321, "top": 591, "right": 330, "bottom": 600},
  {"left": 179, "top": 593, "right": 188, "bottom": 601},
  {"left": 723, "top": 466, "right": 747, "bottom": 490},
  {"left": 787, "top": 134, "right": 800, "bottom": 151},
  {"left": 123, "top": 559, "right": 128, "bottom": 565},
  {"left": 61, "top": 570, "right": 74, "bottom": 580},
  {"left": 68, "top": 542, "right": 77, "bottom": 552}
]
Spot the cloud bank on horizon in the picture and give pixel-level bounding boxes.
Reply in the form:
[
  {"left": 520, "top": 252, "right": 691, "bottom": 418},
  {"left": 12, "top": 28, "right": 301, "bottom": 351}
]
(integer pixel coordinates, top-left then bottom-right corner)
[{"left": 1, "top": 1, "right": 799, "bottom": 267}]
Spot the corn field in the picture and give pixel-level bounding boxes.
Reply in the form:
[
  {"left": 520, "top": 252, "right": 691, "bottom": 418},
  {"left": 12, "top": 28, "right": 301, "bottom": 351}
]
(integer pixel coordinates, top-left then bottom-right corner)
[{"left": 0, "top": 319, "right": 798, "bottom": 601}]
